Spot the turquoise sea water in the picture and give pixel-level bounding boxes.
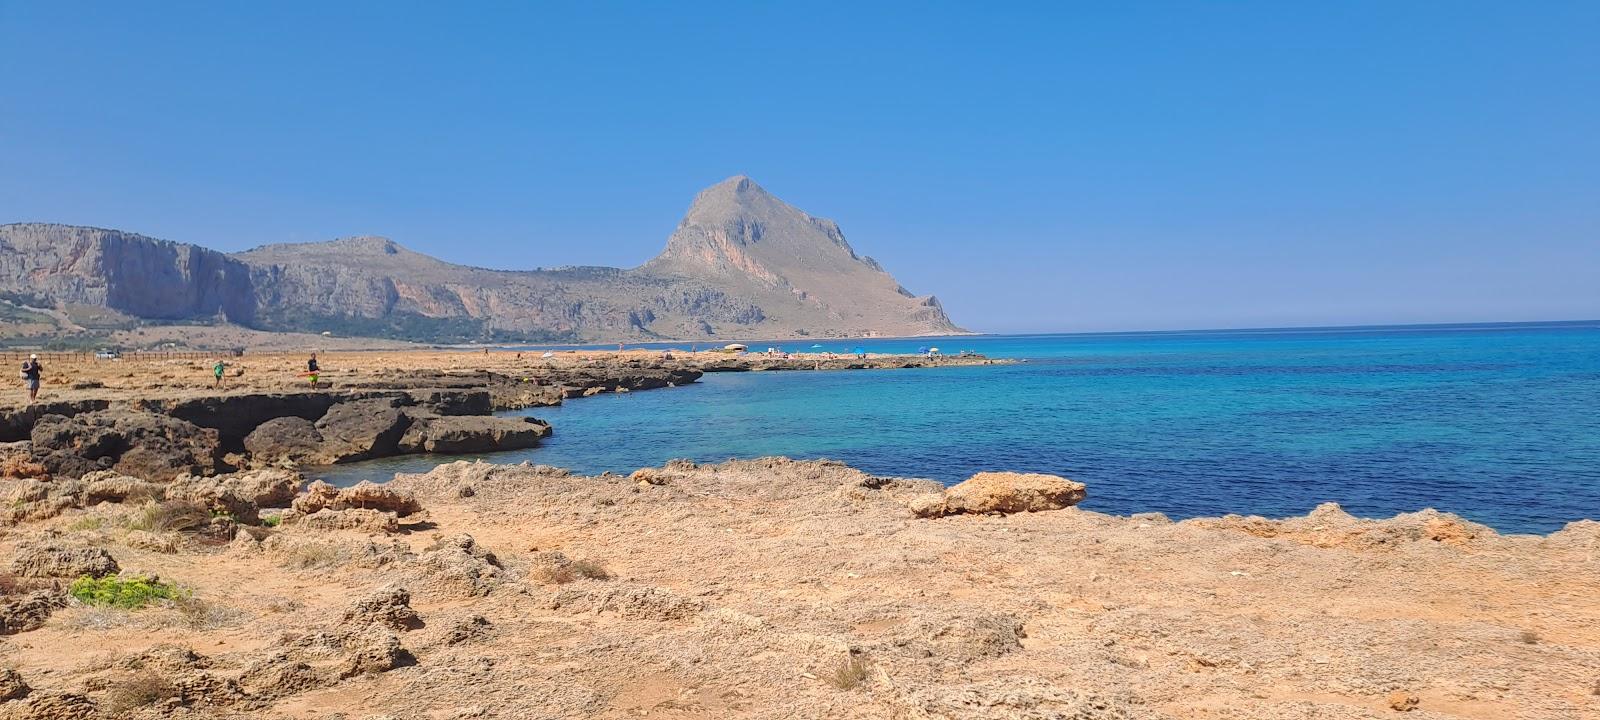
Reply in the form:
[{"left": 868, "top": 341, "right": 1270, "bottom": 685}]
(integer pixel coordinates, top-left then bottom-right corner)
[{"left": 320, "top": 322, "right": 1600, "bottom": 534}]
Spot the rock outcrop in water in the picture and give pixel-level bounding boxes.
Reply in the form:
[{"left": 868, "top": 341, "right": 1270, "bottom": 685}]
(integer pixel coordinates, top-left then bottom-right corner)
[{"left": 0, "top": 177, "right": 962, "bottom": 342}]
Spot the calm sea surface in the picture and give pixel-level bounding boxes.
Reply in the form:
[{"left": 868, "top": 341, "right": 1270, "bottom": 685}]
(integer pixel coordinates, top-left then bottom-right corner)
[{"left": 319, "top": 322, "right": 1600, "bottom": 534}]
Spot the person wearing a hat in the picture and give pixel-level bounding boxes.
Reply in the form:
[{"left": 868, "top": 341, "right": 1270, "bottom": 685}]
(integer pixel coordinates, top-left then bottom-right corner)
[{"left": 20, "top": 354, "right": 42, "bottom": 403}]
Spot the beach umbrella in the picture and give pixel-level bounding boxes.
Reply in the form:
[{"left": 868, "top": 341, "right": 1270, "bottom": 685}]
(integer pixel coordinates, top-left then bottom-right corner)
[
  {"left": 724, "top": 343, "right": 747, "bottom": 351},
  {"left": 917, "top": 346, "right": 929, "bottom": 354},
  {"left": 540, "top": 351, "right": 554, "bottom": 358},
  {"left": 929, "top": 347, "right": 940, "bottom": 353}
]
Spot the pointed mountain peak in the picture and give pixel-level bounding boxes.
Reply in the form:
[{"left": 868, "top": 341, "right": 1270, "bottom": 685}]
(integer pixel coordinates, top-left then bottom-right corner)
[
  {"left": 685, "top": 175, "right": 778, "bottom": 218},
  {"left": 707, "top": 174, "right": 764, "bottom": 196}
]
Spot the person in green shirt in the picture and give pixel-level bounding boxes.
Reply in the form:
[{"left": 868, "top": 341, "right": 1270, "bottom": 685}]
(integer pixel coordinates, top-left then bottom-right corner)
[{"left": 213, "top": 359, "right": 226, "bottom": 388}]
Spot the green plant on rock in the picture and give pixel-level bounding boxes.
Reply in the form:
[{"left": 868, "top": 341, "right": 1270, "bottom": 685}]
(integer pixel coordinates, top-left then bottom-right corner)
[{"left": 68, "top": 575, "right": 185, "bottom": 609}]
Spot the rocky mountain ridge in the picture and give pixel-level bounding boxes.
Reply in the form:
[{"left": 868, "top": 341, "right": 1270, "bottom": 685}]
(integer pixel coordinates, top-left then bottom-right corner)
[{"left": 0, "top": 177, "right": 962, "bottom": 343}]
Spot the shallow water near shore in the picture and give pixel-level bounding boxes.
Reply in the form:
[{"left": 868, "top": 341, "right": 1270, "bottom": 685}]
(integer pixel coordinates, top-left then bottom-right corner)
[{"left": 318, "top": 321, "right": 1600, "bottom": 534}]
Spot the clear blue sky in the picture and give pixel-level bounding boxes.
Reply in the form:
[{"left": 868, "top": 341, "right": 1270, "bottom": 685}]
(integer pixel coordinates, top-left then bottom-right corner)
[{"left": 3, "top": 2, "right": 1596, "bottom": 333}]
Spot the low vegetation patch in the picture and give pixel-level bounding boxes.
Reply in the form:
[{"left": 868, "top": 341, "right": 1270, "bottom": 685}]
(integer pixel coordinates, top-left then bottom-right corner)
[
  {"left": 829, "top": 654, "right": 871, "bottom": 690},
  {"left": 104, "top": 671, "right": 180, "bottom": 713},
  {"left": 65, "top": 515, "right": 107, "bottom": 532},
  {"left": 127, "top": 500, "right": 211, "bottom": 533},
  {"left": 69, "top": 576, "right": 184, "bottom": 609},
  {"left": 167, "top": 596, "right": 241, "bottom": 629},
  {"left": 535, "top": 558, "right": 612, "bottom": 584}
]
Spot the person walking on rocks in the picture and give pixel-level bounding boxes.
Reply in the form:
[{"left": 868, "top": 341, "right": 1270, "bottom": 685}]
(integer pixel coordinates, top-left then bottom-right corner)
[
  {"left": 20, "top": 354, "right": 42, "bottom": 403},
  {"left": 306, "top": 353, "right": 320, "bottom": 388},
  {"left": 213, "top": 359, "right": 227, "bottom": 388}
]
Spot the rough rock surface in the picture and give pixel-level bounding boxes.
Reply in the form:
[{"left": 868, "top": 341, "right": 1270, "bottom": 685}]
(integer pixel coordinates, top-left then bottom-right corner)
[
  {"left": 294, "top": 507, "right": 400, "bottom": 534},
  {"left": 312, "top": 397, "right": 411, "bottom": 463},
  {"left": 340, "top": 587, "right": 422, "bottom": 632},
  {"left": 28, "top": 409, "right": 221, "bottom": 481},
  {"left": 911, "top": 471, "right": 1087, "bottom": 517},
  {"left": 0, "top": 667, "right": 27, "bottom": 702},
  {"left": 396, "top": 414, "right": 550, "bottom": 454},
  {"left": 165, "top": 468, "right": 303, "bottom": 522},
  {"left": 0, "top": 691, "right": 96, "bottom": 719},
  {"left": 292, "top": 480, "right": 421, "bottom": 518},
  {"left": 0, "top": 591, "right": 67, "bottom": 635},
  {"left": 78, "top": 470, "right": 165, "bottom": 505},
  {"left": 242, "top": 416, "right": 324, "bottom": 467},
  {"left": 8, "top": 545, "right": 118, "bottom": 579}
]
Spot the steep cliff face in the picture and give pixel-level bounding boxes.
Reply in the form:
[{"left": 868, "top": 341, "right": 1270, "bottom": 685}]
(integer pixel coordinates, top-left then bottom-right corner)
[
  {"left": 0, "top": 224, "right": 256, "bottom": 323},
  {"left": 0, "top": 178, "right": 963, "bottom": 342}
]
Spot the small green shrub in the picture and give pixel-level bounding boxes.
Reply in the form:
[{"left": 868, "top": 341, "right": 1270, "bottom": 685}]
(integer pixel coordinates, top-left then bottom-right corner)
[
  {"left": 260, "top": 514, "right": 282, "bottom": 528},
  {"left": 69, "top": 576, "right": 184, "bottom": 609},
  {"left": 829, "top": 654, "right": 871, "bottom": 690}
]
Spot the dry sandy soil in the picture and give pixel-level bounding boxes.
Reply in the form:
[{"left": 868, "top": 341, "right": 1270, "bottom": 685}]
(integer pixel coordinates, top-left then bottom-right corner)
[{"left": 1, "top": 457, "right": 1596, "bottom": 720}]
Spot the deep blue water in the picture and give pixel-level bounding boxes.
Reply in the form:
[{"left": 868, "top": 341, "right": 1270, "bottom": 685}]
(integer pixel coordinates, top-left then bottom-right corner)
[{"left": 320, "top": 322, "right": 1600, "bottom": 534}]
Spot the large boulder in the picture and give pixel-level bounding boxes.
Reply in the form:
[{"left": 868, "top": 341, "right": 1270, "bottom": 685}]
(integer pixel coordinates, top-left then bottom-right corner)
[
  {"left": 243, "top": 417, "right": 325, "bottom": 467},
  {"left": 911, "top": 472, "right": 1086, "bottom": 518},
  {"left": 29, "top": 409, "right": 221, "bottom": 481},
  {"left": 396, "top": 414, "right": 550, "bottom": 454},
  {"left": 313, "top": 398, "right": 412, "bottom": 463}
]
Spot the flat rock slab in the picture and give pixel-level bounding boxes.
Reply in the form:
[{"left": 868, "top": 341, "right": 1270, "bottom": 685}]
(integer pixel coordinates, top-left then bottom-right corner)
[{"left": 912, "top": 471, "right": 1087, "bottom": 517}]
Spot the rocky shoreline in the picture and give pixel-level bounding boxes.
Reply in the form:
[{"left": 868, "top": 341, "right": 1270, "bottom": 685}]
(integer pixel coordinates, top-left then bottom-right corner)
[
  {"left": 0, "top": 350, "right": 998, "bottom": 484},
  {"left": 0, "top": 456, "right": 1595, "bottom": 719}
]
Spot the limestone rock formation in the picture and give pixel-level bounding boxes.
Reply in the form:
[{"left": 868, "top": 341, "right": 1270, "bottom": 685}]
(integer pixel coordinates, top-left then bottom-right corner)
[
  {"left": 29, "top": 409, "right": 221, "bottom": 482},
  {"left": 8, "top": 545, "right": 118, "bottom": 579},
  {"left": 0, "top": 177, "right": 963, "bottom": 342},
  {"left": 910, "top": 471, "right": 1088, "bottom": 517},
  {"left": 395, "top": 414, "right": 550, "bottom": 454}
]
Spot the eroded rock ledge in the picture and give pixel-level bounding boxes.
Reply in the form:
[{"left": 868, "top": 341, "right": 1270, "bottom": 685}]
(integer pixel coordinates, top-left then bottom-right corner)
[{"left": 0, "top": 364, "right": 706, "bottom": 482}]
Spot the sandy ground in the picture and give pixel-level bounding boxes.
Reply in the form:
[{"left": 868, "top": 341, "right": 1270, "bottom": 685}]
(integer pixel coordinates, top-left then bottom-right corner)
[{"left": 1, "top": 458, "right": 1596, "bottom": 719}]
